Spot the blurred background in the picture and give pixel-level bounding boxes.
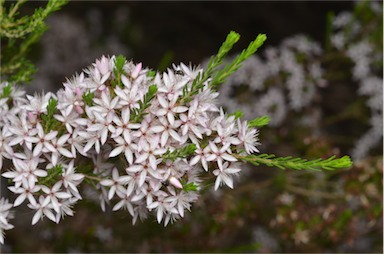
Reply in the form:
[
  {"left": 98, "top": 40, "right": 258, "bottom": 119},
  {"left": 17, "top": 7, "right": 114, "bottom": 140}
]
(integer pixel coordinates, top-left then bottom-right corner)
[{"left": 2, "top": 1, "right": 383, "bottom": 253}]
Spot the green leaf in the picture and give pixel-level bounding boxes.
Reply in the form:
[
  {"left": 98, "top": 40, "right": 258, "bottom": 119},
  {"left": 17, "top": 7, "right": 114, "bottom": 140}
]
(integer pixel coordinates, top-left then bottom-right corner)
[
  {"left": 82, "top": 91, "right": 94, "bottom": 106},
  {"left": 182, "top": 182, "right": 199, "bottom": 192},
  {"left": 41, "top": 98, "right": 61, "bottom": 133},
  {"left": 248, "top": 115, "right": 270, "bottom": 128},
  {"left": 162, "top": 144, "right": 197, "bottom": 161},
  {"left": 130, "top": 84, "right": 158, "bottom": 123},
  {"left": 38, "top": 164, "right": 63, "bottom": 186},
  {"left": 210, "top": 33, "right": 267, "bottom": 89},
  {"left": 235, "top": 153, "right": 353, "bottom": 171},
  {"left": 112, "top": 55, "right": 127, "bottom": 88},
  {"left": 0, "top": 83, "right": 12, "bottom": 99},
  {"left": 228, "top": 110, "right": 243, "bottom": 120}
]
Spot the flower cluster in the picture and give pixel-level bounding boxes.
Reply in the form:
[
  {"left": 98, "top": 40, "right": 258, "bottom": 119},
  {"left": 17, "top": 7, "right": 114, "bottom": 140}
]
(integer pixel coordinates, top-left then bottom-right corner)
[
  {"left": 214, "top": 34, "right": 324, "bottom": 126},
  {"left": 330, "top": 2, "right": 383, "bottom": 160},
  {"left": 0, "top": 55, "right": 259, "bottom": 243}
]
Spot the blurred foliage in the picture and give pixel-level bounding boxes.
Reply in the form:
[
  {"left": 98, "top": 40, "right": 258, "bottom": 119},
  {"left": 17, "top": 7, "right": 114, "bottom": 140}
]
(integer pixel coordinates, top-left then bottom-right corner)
[{"left": 0, "top": 0, "right": 67, "bottom": 83}]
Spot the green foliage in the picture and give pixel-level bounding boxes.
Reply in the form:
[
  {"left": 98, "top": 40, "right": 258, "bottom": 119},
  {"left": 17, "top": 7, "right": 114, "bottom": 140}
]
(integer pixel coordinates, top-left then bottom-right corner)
[
  {"left": 112, "top": 55, "right": 127, "bottom": 88},
  {"left": 0, "top": 83, "right": 12, "bottom": 98},
  {"left": 181, "top": 31, "right": 266, "bottom": 103},
  {"left": 228, "top": 110, "right": 243, "bottom": 120},
  {"left": 0, "top": 0, "right": 68, "bottom": 83},
  {"left": 39, "top": 164, "right": 63, "bottom": 186},
  {"left": 236, "top": 154, "right": 352, "bottom": 171},
  {"left": 248, "top": 115, "right": 270, "bottom": 128},
  {"left": 210, "top": 33, "right": 267, "bottom": 88},
  {"left": 182, "top": 181, "right": 199, "bottom": 192},
  {"left": 82, "top": 91, "right": 95, "bottom": 106},
  {"left": 130, "top": 84, "right": 157, "bottom": 123},
  {"left": 41, "top": 98, "right": 60, "bottom": 133},
  {"left": 162, "top": 144, "right": 197, "bottom": 161}
]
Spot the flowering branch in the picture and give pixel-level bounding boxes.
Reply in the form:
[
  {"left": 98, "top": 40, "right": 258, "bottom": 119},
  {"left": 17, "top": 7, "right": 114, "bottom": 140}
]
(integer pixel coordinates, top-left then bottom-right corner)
[{"left": 0, "top": 30, "right": 353, "bottom": 245}]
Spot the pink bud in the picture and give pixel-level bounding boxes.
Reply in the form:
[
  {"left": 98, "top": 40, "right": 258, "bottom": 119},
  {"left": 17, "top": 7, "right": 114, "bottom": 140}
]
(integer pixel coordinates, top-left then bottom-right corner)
[
  {"left": 169, "top": 176, "right": 183, "bottom": 189},
  {"left": 131, "top": 62, "right": 142, "bottom": 79},
  {"left": 27, "top": 112, "right": 37, "bottom": 123},
  {"left": 75, "top": 105, "right": 84, "bottom": 114},
  {"left": 75, "top": 87, "right": 83, "bottom": 97}
]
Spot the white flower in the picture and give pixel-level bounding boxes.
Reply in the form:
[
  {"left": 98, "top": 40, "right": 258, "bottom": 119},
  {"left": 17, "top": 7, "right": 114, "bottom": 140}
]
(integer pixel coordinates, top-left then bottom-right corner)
[
  {"left": 28, "top": 196, "right": 57, "bottom": 225},
  {"left": 0, "top": 198, "right": 14, "bottom": 244},
  {"left": 155, "top": 94, "right": 188, "bottom": 125},
  {"left": 237, "top": 119, "right": 260, "bottom": 154},
  {"left": 41, "top": 182, "right": 72, "bottom": 213},
  {"left": 100, "top": 168, "right": 132, "bottom": 200},
  {"left": 212, "top": 162, "right": 241, "bottom": 190},
  {"left": 25, "top": 123, "right": 57, "bottom": 157},
  {"left": 206, "top": 141, "right": 237, "bottom": 170}
]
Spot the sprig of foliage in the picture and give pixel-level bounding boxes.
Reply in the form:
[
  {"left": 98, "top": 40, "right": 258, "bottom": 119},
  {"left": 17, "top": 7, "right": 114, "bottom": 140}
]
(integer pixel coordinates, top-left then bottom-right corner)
[
  {"left": 82, "top": 91, "right": 95, "bottom": 106},
  {"left": 210, "top": 33, "right": 267, "bottom": 88},
  {"left": 112, "top": 55, "right": 127, "bottom": 88},
  {"left": 182, "top": 181, "right": 199, "bottom": 192},
  {"left": 41, "top": 98, "right": 60, "bottom": 133},
  {"left": 38, "top": 164, "right": 63, "bottom": 186},
  {"left": 181, "top": 31, "right": 266, "bottom": 103},
  {"left": 0, "top": 83, "right": 12, "bottom": 99},
  {"left": 130, "top": 84, "right": 157, "bottom": 123},
  {"left": 235, "top": 154, "right": 352, "bottom": 171},
  {"left": 248, "top": 115, "right": 270, "bottom": 128},
  {"left": 162, "top": 144, "right": 197, "bottom": 161},
  {"left": 0, "top": 0, "right": 68, "bottom": 83}
]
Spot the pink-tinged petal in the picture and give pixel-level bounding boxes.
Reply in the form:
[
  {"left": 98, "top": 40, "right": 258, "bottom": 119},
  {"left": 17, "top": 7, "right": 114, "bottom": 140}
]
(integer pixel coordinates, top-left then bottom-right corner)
[
  {"left": 44, "top": 209, "right": 57, "bottom": 223},
  {"left": 32, "top": 210, "right": 42, "bottom": 225},
  {"left": 58, "top": 147, "right": 74, "bottom": 158},
  {"left": 169, "top": 177, "right": 183, "bottom": 189},
  {"left": 56, "top": 192, "right": 72, "bottom": 199},
  {"left": 226, "top": 167, "right": 241, "bottom": 174},
  {"left": 209, "top": 142, "right": 218, "bottom": 153},
  {"left": 24, "top": 136, "right": 39, "bottom": 143},
  {"left": 138, "top": 170, "right": 146, "bottom": 187},
  {"left": 131, "top": 62, "right": 142, "bottom": 79},
  {"left": 45, "top": 131, "right": 58, "bottom": 140},
  {"left": 221, "top": 153, "right": 237, "bottom": 162},
  {"left": 214, "top": 177, "right": 221, "bottom": 190},
  {"left": 150, "top": 125, "right": 165, "bottom": 133},
  {"left": 8, "top": 136, "right": 23, "bottom": 146},
  {"left": 167, "top": 112, "right": 175, "bottom": 126},
  {"left": 135, "top": 153, "right": 149, "bottom": 164},
  {"left": 121, "top": 75, "right": 131, "bottom": 88},
  {"left": 44, "top": 142, "right": 57, "bottom": 153},
  {"left": 33, "top": 143, "right": 43, "bottom": 157},
  {"left": 124, "top": 149, "right": 133, "bottom": 165},
  {"left": 126, "top": 165, "right": 142, "bottom": 173},
  {"left": 51, "top": 153, "right": 58, "bottom": 166},
  {"left": 149, "top": 156, "right": 157, "bottom": 170},
  {"left": 206, "top": 154, "right": 217, "bottom": 161},
  {"left": 109, "top": 146, "right": 124, "bottom": 157},
  {"left": 87, "top": 124, "right": 103, "bottom": 132},
  {"left": 189, "top": 156, "right": 200, "bottom": 166},
  {"left": 161, "top": 132, "right": 169, "bottom": 147},
  {"left": 169, "top": 129, "right": 181, "bottom": 142},
  {"left": 95, "top": 141, "right": 101, "bottom": 154},
  {"left": 14, "top": 193, "right": 26, "bottom": 207},
  {"left": 108, "top": 186, "right": 116, "bottom": 200},
  {"left": 100, "top": 128, "right": 108, "bottom": 145},
  {"left": 223, "top": 175, "right": 234, "bottom": 189},
  {"left": 123, "top": 131, "right": 131, "bottom": 144},
  {"left": 156, "top": 206, "right": 163, "bottom": 224},
  {"left": 157, "top": 95, "right": 168, "bottom": 109},
  {"left": 155, "top": 108, "right": 167, "bottom": 116},
  {"left": 173, "top": 106, "right": 188, "bottom": 113},
  {"left": 100, "top": 179, "right": 114, "bottom": 187},
  {"left": 202, "top": 159, "right": 209, "bottom": 171}
]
